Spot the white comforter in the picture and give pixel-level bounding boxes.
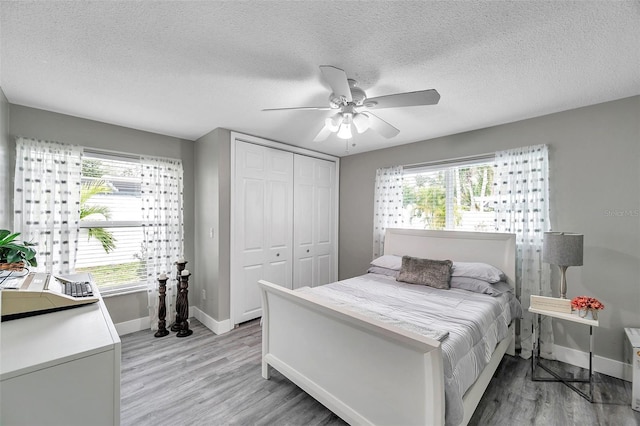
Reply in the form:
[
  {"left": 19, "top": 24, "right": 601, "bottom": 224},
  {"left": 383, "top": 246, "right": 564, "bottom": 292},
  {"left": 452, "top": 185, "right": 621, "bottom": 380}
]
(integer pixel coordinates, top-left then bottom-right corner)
[{"left": 298, "top": 273, "right": 517, "bottom": 426}]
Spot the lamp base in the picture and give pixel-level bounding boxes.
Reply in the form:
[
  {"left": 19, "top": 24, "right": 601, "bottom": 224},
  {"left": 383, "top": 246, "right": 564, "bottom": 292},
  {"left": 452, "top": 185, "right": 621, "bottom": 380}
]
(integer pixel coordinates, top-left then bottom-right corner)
[{"left": 559, "top": 265, "right": 569, "bottom": 299}]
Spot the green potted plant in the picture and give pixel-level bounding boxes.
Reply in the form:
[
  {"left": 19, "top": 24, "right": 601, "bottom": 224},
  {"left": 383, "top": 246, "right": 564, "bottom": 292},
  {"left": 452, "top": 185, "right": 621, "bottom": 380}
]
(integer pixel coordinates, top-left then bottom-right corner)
[{"left": 0, "top": 229, "right": 38, "bottom": 271}]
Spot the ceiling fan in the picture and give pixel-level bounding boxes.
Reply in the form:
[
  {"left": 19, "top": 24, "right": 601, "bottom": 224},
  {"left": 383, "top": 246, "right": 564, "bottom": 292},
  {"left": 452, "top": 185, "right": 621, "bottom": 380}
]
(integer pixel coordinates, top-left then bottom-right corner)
[{"left": 263, "top": 65, "right": 440, "bottom": 142}]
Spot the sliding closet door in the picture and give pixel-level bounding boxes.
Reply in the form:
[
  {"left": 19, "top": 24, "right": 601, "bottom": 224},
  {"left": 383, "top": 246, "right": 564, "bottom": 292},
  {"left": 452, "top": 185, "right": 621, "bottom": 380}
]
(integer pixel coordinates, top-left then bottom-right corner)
[
  {"left": 293, "top": 155, "right": 336, "bottom": 289},
  {"left": 234, "top": 141, "right": 293, "bottom": 324}
]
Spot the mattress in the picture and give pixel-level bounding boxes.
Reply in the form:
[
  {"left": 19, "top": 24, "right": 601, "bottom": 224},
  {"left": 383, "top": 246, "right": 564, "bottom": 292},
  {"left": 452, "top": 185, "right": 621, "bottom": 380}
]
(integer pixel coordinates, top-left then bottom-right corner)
[{"left": 297, "top": 272, "right": 519, "bottom": 426}]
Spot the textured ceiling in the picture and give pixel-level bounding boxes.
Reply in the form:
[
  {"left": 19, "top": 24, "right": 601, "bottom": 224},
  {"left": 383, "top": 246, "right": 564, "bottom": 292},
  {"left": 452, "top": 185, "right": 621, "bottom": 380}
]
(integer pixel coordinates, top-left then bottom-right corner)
[{"left": 1, "top": 1, "right": 639, "bottom": 157}]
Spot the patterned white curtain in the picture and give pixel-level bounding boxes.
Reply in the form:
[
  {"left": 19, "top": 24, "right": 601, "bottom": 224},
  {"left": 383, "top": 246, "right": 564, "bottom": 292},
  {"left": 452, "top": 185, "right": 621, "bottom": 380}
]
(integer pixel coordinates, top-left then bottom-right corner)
[
  {"left": 141, "top": 155, "right": 184, "bottom": 330},
  {"left": 373, "top": 166, "right": 403, "bottom": 258},
  {"left": 13, "top": 137, "right": 82, "bottom": 274},
  {"left": 494, "top": 144, "right": 551, "bottom": 359}
]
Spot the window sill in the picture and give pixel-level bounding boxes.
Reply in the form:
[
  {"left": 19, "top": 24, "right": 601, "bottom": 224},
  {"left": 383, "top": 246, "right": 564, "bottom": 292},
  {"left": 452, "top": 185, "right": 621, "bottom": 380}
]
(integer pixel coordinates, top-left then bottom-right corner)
[{"left": 100, "top": 285, "right": 147, "bottom": 298}]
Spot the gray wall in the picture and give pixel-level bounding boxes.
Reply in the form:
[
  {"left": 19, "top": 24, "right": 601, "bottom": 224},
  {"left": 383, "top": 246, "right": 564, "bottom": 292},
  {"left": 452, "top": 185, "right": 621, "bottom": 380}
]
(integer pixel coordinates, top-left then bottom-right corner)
[
  {"left": 339, "top": 96, "right": 640, "bottom": 364},
  {"left": 7, "top": 105, "right": 195, "bottom": 325},
  {"left": 194, "top": 128, "right": 231, "bottom": 321},
  {"left": 0, "top": 87, "right": 10, "bottom": 229},
  {"left": 4, "top": 96, "right": 638, "bottom": 363}
]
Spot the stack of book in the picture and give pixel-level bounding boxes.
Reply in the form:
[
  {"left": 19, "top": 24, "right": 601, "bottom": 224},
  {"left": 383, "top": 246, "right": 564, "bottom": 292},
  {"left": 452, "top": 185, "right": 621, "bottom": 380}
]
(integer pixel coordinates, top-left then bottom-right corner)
[{"left": 530, "top": 295, "right": 572, "bottom": 314}]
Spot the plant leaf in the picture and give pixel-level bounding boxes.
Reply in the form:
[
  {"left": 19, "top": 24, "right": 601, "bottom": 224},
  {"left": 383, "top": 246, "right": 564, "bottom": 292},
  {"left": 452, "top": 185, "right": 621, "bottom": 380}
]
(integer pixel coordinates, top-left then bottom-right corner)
[
  {"left": 80, "top": 205, "right": 112, "bottom": 221},
  {"left": 0, "top": 231, "right": 20, "bottom": 246},
  {"left": 87, "top": 228, "right": 117, "bottom": 253}
]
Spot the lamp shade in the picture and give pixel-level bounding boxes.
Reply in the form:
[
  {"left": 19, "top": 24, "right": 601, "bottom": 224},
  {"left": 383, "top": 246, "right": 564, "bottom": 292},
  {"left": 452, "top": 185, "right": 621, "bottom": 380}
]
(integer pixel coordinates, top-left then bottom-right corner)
[{"left": 542, "top": 232, "right": 583, "bottom": 266}]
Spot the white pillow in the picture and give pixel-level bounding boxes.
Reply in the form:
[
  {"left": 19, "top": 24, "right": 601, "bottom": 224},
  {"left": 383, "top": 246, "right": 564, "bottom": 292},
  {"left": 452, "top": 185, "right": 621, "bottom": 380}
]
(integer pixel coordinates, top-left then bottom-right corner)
[
  {"left": 370, "top": 255, "right": 402, "bottom": 271},
  {"left": 451, "top": 276, "right": 511, "bottom": 295},
  {"left": 452, "top": 262, "right": 505, "bottom": 283},
  {"left": 367, "top": 266, "right": 399, "bottom": 278}
]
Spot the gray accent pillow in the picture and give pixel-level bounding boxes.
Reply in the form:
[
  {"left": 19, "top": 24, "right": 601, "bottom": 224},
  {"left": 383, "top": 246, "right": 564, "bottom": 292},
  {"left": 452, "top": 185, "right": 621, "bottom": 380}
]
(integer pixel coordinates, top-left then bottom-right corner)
[{"left": 396, "top": 256, "right": 453, "bottom": 289}]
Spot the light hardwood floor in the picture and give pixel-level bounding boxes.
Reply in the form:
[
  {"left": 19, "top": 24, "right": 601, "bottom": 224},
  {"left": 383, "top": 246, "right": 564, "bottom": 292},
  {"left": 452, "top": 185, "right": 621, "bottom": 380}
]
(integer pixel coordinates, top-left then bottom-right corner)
[{"left": 121, "top": 319, "right": 640, "bottom": 426}]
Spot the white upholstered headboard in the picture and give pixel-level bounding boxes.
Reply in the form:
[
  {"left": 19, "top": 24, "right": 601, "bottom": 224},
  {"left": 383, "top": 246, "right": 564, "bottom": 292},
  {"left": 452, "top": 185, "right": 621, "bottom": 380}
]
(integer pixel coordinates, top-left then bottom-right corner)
[{"left": 383, "top": 228, "right": 517, "bottom": 289}]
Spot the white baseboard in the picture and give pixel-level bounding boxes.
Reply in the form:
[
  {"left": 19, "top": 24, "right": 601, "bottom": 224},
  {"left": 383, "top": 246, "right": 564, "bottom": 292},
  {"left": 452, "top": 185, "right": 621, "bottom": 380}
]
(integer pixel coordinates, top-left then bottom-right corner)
[
  {"left": 553, "top": 344, "right": 632, "bottom": 382},
  {"left": 192, "top": 306, "right": 233, "bottom": 335},
  {"left": 115, "top": 308, "right": 233, "bottom": 337},
  {"left": 115, "top": 316, "right": 151, "bottom": 336}
]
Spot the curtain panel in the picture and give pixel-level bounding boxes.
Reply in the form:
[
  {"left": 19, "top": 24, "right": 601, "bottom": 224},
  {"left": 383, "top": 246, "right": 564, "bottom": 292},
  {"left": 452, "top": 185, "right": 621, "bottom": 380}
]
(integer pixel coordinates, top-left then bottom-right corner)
[
  {"left": 493, "top": 144, "right": 551, "bottom": 359},
  {"left": 372, "top": 166, "right": 404, "bottom": 258},
  {"left": 13, "top": 137, "right": 82, "bottom": 274},
  {"left": 140, "top": 155, "right": 184, "bottom": 330}
]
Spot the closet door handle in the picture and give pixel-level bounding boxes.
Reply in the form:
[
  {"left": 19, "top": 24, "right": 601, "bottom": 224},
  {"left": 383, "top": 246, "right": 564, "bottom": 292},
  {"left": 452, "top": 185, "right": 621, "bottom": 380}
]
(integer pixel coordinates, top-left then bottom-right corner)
[
  {"left": 306, "top": 249, "right": 310, "bottom": 253},
  {"left": 276, "top": 253, "right": 280, "bottom": 257}
]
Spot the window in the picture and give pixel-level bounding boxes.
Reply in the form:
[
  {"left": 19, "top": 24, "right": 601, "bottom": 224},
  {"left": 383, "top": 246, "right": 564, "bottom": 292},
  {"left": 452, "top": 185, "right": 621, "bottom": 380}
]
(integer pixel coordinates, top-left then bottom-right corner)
[
  {"left": 75, "top": 151, "right": 146, "bottom": 293},
  {"left": 402, "top": 157, "right": 496, "bottom": 232}
]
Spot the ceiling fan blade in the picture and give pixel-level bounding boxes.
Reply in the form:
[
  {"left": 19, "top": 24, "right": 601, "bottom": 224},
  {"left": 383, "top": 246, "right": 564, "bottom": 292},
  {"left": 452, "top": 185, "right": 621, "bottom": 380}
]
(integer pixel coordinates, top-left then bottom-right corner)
[
  {"left": 320, "top": 65, "right": 352, "bottom": 103},
  {"left": 262, "top": 106, "right": 332, "bottom": 112},
  {"left": 313, "top": 122, "right": 334, "bottom": 142},
  {"left": 365, "top": 89, "right": 440, "bottom": 110},
  {"left": 352, "top": 112, "right": 370, "bottom": 134},
  {"left": 364, "top": 112, "right": 400, "bottom": 139}
]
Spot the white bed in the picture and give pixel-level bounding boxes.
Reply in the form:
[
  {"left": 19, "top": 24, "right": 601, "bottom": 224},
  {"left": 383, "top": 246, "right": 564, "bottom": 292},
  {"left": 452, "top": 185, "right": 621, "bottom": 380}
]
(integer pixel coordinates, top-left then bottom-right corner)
[{"left": 258, "top": 229, "right": 517, "bottom": 426}]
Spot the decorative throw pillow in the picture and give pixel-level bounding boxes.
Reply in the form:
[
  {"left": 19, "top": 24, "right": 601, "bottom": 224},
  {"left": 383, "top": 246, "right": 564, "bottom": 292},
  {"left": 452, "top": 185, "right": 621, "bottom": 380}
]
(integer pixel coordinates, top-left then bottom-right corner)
[{"left": 397, "top": 256, "right": 453, "bottom": 289}]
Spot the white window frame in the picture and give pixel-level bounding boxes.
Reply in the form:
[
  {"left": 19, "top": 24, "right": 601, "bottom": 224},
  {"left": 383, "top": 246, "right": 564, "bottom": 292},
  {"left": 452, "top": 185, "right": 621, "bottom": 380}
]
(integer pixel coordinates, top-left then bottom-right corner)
[
  {"left": 78, "top": 149, "right": 147, "bottom": 296},
  {"left": 402, "top": 154, "right": 496, "bottom": 232}
]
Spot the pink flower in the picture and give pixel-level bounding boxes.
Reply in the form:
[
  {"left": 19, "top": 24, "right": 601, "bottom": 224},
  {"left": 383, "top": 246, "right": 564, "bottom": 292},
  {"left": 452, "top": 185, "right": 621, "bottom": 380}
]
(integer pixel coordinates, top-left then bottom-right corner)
[{"left": 571, "top": 296, "right": 604, "bottom": 311}]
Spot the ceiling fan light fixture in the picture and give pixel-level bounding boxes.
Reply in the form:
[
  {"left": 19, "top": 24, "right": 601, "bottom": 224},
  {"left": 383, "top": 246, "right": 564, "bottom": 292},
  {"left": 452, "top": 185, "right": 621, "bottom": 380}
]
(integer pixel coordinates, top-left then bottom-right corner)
[
  {"left": 337, "top": 115, "right": 353, "bottom": 139},
  {"left": 337, "top": 123, "right": 352, "bottom": 140}
]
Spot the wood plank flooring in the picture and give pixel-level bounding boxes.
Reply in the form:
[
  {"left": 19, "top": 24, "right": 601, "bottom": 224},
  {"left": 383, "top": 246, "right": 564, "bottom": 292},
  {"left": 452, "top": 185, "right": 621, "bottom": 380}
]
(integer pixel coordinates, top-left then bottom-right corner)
[{"left": 121, "top": 319, "right": 640, "bottom": 426}]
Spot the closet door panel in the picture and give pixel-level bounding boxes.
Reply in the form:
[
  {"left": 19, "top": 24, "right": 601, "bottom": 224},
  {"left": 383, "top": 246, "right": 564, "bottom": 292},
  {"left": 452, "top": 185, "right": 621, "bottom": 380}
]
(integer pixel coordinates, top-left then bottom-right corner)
[
  {"left": 267, "top": 181, "right": 291, "bottom": 250},
  {"left": 295, "top": 185, "right": 314, "bottom": 244},
  {"left": 316, "top": 186, "right": 332, "bottom": 247},
  {"left": 234, "top": 141, "right": 293, "bottom": 324},
  {"left": 316, "top": 254, "right": 332, "bottom": 288},
  {"left": 294, "top": 257, "right": 314, "bottom": 290},
  {"left": 241, "top": 179, "right": 265, "bottom": 263},
  {"left": 314, "top": 158, "right": 335, "bottom": 286},
  {"left": 293, "top": 155, "right": 336, "bottom": 288},
  {"left": 241, "top": 264, "right": 264, "bottom": 319},
  {"left": 294, "top": 182, "right": 314, "bottom": 263},
  {"left": 265, "top": 150, "right": 294, "bottom": 290},
  {"left": 266, "top": 259, "right": 289, "bottom": 290},
  {"left": 293, "top": 156, "right": 315, "bottom": 288}
]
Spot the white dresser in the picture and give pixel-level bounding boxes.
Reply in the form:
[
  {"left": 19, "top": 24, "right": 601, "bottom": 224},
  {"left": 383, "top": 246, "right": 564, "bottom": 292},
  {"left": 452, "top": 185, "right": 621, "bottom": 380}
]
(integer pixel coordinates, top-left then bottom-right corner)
[{"left": 0, "top": 274, "right": 121, "bottom": 425}]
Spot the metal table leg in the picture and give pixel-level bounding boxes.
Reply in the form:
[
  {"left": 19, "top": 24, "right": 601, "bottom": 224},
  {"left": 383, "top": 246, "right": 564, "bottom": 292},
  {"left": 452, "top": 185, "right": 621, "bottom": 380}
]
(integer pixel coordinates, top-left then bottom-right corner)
[{"left": 531, "top": 315, "right": 594, "bottom": 402}]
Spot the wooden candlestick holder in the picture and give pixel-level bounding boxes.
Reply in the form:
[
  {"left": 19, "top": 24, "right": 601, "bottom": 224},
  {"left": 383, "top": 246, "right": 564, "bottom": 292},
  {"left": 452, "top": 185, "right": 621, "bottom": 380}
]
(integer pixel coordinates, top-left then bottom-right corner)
[
  {"left": 176, "top": 272, "right": 193, "bottom": 338},
  {"left": 170, "top": 261, "right": 187, "bottom": 332},
  {"left": 154, "top": 277, "right": 170, "bottom": 338}
]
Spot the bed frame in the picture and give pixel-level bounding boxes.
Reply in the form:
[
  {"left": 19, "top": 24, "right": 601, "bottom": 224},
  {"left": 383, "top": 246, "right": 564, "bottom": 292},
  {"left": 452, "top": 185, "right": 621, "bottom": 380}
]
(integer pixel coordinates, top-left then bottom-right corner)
[{"left": 258, "top": 229, "right": 516, "bottom": 425}]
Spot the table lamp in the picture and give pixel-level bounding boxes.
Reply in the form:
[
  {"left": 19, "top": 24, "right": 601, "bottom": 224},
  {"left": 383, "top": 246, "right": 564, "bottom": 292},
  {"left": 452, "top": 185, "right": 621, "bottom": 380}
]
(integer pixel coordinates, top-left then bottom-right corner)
[{"left": 543, "top": 232, "right": 584, "bottom": 299}]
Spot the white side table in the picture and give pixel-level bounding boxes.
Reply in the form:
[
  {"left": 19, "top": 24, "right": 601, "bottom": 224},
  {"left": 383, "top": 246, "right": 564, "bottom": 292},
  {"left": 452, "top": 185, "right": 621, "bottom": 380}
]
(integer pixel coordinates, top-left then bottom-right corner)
[{"left": 529, "top": 306, "right": 599, "bottom": 402}]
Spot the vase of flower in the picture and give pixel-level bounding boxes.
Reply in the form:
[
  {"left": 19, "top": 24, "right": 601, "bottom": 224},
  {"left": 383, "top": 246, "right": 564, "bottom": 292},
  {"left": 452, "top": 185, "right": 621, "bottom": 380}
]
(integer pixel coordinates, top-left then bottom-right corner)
[
  {"left": 577, "top": 308, "right": 598, "bottom": 320},
  {"left": 571, "top": 296, "right": 604, "bottom": 320}
]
